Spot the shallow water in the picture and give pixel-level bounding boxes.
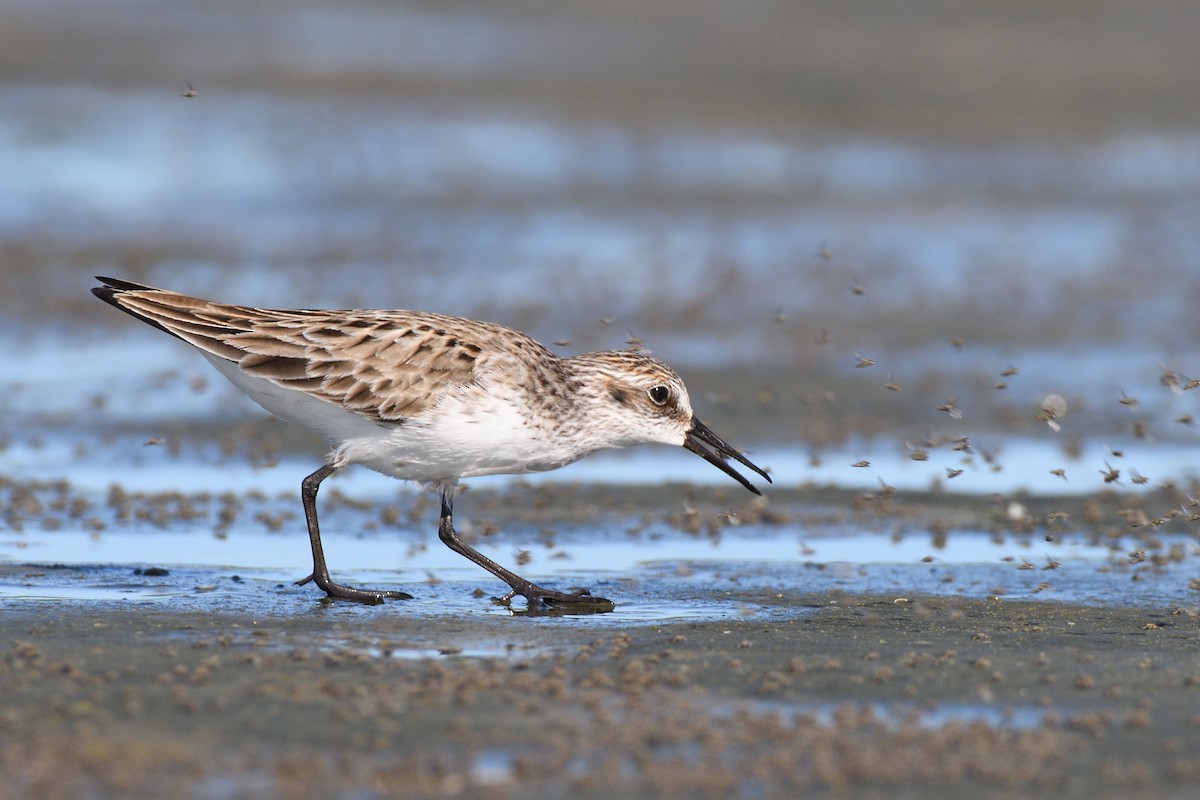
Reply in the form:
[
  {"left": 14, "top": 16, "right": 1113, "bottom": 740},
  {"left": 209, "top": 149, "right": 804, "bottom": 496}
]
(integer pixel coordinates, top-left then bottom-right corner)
[{"left": 5, "top": 517, "right": 1195, "bottom": 616}]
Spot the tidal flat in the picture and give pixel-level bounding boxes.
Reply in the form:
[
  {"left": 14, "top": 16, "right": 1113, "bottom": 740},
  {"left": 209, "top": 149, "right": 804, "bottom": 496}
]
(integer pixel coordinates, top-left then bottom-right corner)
[
  {"left": 6, "top": 0, "right": 1200, "bottom": 797},
  {"left": 4, "top": 482, "right": 1200, "bottom": 799}
]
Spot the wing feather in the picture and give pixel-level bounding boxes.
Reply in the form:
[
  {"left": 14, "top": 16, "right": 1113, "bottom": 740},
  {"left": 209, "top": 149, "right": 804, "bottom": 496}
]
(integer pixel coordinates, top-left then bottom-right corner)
[{"left": 92, "top": 277, "right": 549, "bottom": 421}]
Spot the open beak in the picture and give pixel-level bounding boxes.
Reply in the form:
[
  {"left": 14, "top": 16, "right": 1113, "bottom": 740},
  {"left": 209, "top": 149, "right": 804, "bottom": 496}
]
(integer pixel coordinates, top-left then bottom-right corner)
[{"left": 683, "top": 418, "right": 772, "bottom": 495}]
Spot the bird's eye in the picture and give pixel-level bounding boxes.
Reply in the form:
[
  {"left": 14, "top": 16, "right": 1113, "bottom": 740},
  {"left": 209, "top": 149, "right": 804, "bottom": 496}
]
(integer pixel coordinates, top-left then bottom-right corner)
[{"left": 647, "top": 385, "right": 671, "bottom": 405}]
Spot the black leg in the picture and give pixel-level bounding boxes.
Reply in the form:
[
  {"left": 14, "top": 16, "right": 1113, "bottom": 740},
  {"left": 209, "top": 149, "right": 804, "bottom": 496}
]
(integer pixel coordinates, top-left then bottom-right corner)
[
  {"left": 436, "top": 487, "right": 614, "bottom": 612},
  {"left": 293, "top": 463, "right": 413, "bottom": 604}
]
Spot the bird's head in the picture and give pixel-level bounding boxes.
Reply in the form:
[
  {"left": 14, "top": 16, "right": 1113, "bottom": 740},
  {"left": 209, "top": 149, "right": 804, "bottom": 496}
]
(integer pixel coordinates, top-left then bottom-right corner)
[{"left": 578, "top": 351, "right": 771, "bottom": 494}]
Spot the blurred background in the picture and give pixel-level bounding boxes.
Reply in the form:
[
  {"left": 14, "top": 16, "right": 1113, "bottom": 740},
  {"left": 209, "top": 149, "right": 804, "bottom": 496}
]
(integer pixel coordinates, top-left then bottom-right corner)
[{"left": 4, "top": 0, "right": 1200, "bottom": 494}]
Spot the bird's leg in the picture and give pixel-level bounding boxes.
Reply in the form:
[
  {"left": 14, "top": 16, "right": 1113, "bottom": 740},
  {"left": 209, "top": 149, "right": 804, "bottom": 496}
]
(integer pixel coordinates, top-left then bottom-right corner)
[
  {"left": 436, "top": 487, "right": 614, "bottom": 612},
  {"left": 294, "top": 463, "right": 413, "bottom": 604}
]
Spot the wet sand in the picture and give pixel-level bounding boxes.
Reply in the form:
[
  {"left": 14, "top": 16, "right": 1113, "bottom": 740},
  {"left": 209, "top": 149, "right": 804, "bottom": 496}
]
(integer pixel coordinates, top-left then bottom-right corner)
[
  {"left": 4, "top": 583, "right": 1199, "bottom": 799},
  {"left": 3, "top": 483, "right": 1200, "bottom": 799}
]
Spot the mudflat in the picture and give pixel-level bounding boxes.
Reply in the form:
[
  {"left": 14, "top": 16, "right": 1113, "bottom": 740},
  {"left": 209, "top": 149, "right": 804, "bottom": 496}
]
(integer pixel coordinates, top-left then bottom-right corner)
[
  {"left": 4, "top": 593, "right": 1199, "bottom": 799},
  {"left": 4, "top": 484, "right": 1199, "bottom": 799}
]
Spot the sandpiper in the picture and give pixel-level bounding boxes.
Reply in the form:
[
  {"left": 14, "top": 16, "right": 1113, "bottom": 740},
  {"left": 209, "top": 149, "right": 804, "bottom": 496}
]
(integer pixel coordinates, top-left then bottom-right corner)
[{"left": 92, "top": 277, "right": 771, "bottom": 610}]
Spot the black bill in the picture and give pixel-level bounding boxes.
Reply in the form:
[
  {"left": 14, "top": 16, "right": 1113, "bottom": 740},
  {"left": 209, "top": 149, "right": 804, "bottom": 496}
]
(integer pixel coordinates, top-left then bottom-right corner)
[{"left": 682, "top": 418, "right": 772, "bottom": 495}]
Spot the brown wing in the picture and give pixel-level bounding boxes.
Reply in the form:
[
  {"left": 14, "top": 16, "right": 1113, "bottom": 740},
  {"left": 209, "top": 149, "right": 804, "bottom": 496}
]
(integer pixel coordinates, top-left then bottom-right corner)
[{"left": 92, "top": 276, "right": 520, "bottom": 421}]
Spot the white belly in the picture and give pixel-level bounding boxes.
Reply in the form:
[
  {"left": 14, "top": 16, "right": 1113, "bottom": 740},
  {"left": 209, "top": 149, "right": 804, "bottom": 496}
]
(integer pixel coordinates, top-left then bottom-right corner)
[
  {"left": 204, "top": 354, "right": 597, "bottom": 483},
  {"left": 336, "top": 393, "right": 594, "bottom": 482}
]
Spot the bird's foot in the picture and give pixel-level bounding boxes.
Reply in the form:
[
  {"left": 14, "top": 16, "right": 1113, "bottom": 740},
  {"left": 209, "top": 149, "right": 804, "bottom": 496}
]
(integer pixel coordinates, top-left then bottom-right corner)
[
  {"left": 295, "top": 573, "right": 413, "bottom": 604},
  {"left": 497, "top": 582, "right": 615, "bottom": 615}
]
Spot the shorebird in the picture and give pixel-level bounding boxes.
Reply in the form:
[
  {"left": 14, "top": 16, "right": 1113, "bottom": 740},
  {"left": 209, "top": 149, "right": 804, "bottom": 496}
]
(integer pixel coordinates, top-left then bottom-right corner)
[{"left": 92, "top": 277, "right": 771, "bottom": 610}]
